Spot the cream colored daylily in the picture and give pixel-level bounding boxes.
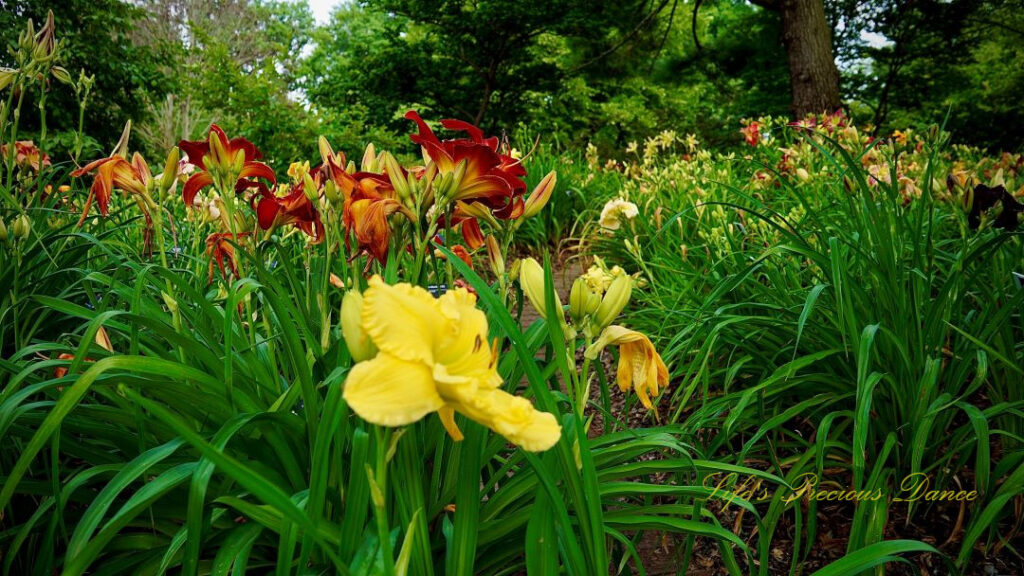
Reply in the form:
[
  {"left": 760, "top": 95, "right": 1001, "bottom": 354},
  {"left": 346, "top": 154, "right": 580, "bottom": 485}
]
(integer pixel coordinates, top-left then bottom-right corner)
[
  {"left": 585, "top": 326, "right": 669, "bottom": 410},
  {"left": 342, "top": 276, "right": 561, "bottom": 452},
  {"left": 599, "top": 198, "right": 638, "bottom": 231}
]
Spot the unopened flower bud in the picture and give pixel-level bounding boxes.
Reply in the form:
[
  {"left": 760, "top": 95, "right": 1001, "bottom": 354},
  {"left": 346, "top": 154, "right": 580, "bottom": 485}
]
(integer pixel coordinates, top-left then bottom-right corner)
[
  {"left": 51, "top": 65, "right": 72, "bottom": 85},
  {"left": 160, "top": 147, "right": 180, "bottom": 196},
  {"left": 161, "top": 291, "right": 179, "bottom": 314},
  {"left": 485, "top": 235, "right": 503, "bottom": 277},
  {"left": 303, "top": 173, "right": 318, "bottom": 203},
  {"left": 12, "top": 213, "right": 31, "bottom": 239},
  {"left": 0, "top": 68, "right": 15, "bottom": 92},
  {"left": 32, "top": 11, "right": 55, "bottom": 62},
  {"left": 518, "top": 257, "right": 561, "bottom": 321},
  {"left": 361, "top": 143, "right": 378, "bottom": 173},
  {"left": 569, "top": 277, "right": 600, "bottom": 326},
  {"left": 366, "top": 466, "right": 385, "bottom": 508},
  {"left": 382, "top": 152, "right": 410, "bottom": 201},
  {"left": 451, "top": 159, "right": 468, "bottom": 189},
  {"left": 0, "top": 217, "right": 7, "bottom": 241},
  {"left": 324, "top": 180, "right": 342, "bottom": 204},
  {"left": 113, "top": 121, "right": 131, "bottom": 159},
  {"left": 522, "top": 171, "right": 556, "bottom": 219},
  {"left": 594, "top": 274, "right": 631, "bottom": 329},
  {"left": 317, "top": 136, "right": 335, "bottom": 165},
  {"left": 458, "top": 201, "right": 499, "bottom": 229},
  {"left": 341, "top": 291, "right": 377, "bottom": 362}
]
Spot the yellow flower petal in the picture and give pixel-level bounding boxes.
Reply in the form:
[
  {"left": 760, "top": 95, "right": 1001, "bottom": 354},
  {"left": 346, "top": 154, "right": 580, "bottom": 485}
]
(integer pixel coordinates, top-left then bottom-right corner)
[
  {"left": 343, "top": 353, "right": 444, "bottom": 426},
  {"left": 454, "top": 387, "right": 561, "bottom": 452},
  {"left": 587, "top": 325, "right": 669, "bottom": 410},
  {"left": 361, "top": 276, "right": 443, "bottom": 363},
  {"left": 434, "top": 288, "right": 499, "bottom": 386},
  {"left": 437, "top": 405, "right": 464, "bottom": 441}
]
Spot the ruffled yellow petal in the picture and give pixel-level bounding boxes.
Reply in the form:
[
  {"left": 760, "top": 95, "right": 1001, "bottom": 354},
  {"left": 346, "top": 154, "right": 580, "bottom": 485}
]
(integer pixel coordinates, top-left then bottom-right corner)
[
  {"left": 434, "top": 287, "right": 500, "bottom": 388},
  {"left": 361, "top": 276, "right": 444, "bottom": 363},
  {"left": 343, "top": 353, "right": 444, "bottom": 426},
  {"left": 453, "top": 387, "right": 561, "bottom": 452}
]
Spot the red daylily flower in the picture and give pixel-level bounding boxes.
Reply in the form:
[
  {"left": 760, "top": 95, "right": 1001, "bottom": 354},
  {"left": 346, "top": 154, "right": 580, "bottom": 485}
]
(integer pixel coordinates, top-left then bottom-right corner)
[
  {"left": 179, "top": 125, "right": 276, "bottom": 206},
  {"left": 405, "top": 111, "right": 527, "bottom": 218},
  {"left": 253, "top": 181, "right": 325, "bottom": 243},
  {"left": 740, "top": 122, "right": 761, "bottom": 147},
  {"left": 788, "top": 117, "right": 816, "bottom": 131}
]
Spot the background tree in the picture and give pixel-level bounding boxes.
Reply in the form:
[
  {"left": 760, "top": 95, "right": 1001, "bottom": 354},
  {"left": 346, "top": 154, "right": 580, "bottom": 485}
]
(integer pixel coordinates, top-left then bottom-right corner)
[
  {"left": 0, "top": 0, "right": 169, "bottom": 154},
  {"left": 830, "top": 0, "right": 1023, "bottom": 151},
  {"left": 749, "top": 0, "right": 842, "bottom": 116}
]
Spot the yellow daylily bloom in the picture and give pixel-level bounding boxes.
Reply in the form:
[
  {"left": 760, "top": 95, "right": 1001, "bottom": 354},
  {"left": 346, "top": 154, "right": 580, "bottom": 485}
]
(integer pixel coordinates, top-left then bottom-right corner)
[
  {"left": 342, "top": 276, "right": 561, "bottom": 452},
  {"left": 584, "top": 325, "right": 669, "bottom": 410}
]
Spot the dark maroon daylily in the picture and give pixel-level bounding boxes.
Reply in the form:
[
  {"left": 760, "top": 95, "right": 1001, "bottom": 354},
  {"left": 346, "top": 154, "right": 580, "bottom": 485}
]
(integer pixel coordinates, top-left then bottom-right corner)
[
  {"left": 405, "top": 111, "right": 527, "bottom": 219},
  {"left": 253, "top": 181, "right": 325, "bottom": 243}
]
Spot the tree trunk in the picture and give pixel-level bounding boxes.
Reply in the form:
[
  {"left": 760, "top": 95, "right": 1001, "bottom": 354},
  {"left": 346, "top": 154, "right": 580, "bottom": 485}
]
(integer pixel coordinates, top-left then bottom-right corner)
[{"left": 778, "top": 0, "right": 841, "bottom": 117}]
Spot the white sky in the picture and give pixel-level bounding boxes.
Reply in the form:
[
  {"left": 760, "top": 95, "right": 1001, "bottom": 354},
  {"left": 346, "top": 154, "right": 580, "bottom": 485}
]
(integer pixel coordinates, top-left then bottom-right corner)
[{"left": 306, "top": 0, "right": 344, "bottom": 25}]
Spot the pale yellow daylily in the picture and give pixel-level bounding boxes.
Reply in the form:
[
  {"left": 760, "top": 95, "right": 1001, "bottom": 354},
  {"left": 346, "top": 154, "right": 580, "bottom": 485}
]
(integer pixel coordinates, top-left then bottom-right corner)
[
  {"left": 342, "top": 276, "right": 561, "bottom": 452},
  {"left": 585, "top": 326, "right": 669, "bottom": 410}
]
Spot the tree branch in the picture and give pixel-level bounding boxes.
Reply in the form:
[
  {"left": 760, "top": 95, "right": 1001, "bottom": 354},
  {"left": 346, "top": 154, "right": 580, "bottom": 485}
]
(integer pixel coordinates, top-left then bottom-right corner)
[{"left": 571, "top": 0, "right": 672, "bottom": 72}]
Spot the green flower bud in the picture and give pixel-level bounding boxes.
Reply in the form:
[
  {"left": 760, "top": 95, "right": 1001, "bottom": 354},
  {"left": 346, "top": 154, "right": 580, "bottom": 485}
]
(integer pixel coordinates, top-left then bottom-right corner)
[
  {"left": 518, "top": 257, "right": 556, "bottom": 320},
  {"left": 522, "top": 171, "right": 556, "bottom": 219},
  {"left": 569, "top": 276, "right": 599, "bottom": 326},
  {"left": 0, "top": 216, "right": 7, "bottom": 241},
  {"left": 51, "top": 65, "right": 72, "bottom": 85},
  {"left": 0, "top": 68, "right": 16, "bottom": 92},
  {"left": 594, "top": 274, "right": 632, "bottom": 329},
  {"left": 12, "top": 213, "right": 31, "bottom": 239},
  {"left": 382, "top": 151, "right": 410, "bottom": 201},
  {"left": 324, "top": 180, "right": 342, "bottom": 204},
  {"left": 160, "top": 146, "right": 180, "bottom": 196},
  {"left": 341, "top": 291, "right": 377, "bottom": 362}
]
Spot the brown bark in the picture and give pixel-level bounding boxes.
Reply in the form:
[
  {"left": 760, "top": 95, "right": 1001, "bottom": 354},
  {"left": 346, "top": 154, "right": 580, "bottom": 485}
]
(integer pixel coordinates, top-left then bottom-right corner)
[{"left": 776, "top": 0, "right": 842, "bottom": 117}]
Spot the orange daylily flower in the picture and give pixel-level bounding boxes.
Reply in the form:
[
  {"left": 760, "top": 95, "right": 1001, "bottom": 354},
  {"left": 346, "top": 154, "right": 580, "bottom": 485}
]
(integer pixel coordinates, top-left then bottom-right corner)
[
  {"left": 179, "top": 125, "right": 276, "bottom": 206},
  {"left": 2, "top": 140, "right": 51, "bottom": 172},
  {"left": 344, "top": 196, "right": 407, "bottom": 265},
  {"left": 71, "top": 151, "right": 153, "bottom": 225},
  {"left": 740, "top": 121, "right": 760, "bottom": 147},
  {"left": 337, "top": 165, "right": 417, "bottom": 265}
]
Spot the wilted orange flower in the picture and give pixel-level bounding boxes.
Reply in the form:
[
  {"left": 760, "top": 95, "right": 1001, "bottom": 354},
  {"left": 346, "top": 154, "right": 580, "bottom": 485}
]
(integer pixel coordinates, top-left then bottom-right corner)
[
  {"left": 205, "top": 232, "right": 251, "bottom": 282},
  {"left": 345, "top": 196, "right": 407, "bottom": 265},
  {"left": 179, "top": 125, "right": 275, "bottom": 206}
]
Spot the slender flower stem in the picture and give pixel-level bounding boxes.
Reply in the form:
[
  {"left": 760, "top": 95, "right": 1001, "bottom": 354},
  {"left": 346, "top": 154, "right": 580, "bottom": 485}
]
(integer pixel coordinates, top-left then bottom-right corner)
[{"left": 372, "top": 427, "right": 396, "bottom": 576}]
